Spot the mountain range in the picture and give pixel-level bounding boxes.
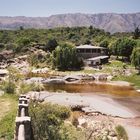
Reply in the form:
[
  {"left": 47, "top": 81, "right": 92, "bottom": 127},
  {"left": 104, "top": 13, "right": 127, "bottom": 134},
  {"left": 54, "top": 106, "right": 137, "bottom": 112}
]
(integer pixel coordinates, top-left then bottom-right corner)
[{"left": 0, "top": 13, "right": 140, "bottom": 33}]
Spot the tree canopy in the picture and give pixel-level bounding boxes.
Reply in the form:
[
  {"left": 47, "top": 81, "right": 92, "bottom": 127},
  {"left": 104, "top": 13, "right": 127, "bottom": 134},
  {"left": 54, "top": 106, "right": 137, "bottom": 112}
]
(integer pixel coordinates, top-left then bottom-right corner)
[{"left": 110, "top": 38, "right": 136, "bottom": 59}]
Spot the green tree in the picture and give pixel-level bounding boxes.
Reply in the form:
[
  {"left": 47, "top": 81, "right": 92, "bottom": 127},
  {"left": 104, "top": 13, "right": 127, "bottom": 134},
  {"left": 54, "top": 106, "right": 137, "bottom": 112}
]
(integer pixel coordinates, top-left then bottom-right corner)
[
  {"left": 133, "top": 26, "right": 140, "bottom": 39},
  {"left": 52, "top": 43, "right": 83, "bottom": 70},
  {"left": 111, "top": 38, "right": 136, "bottom": 59},
  {"left": 15, "top": 37, "right": 31, "bottom": 53},
  {"left": 45, "top": 38, "right": 58, "bottom": 52},
  {"left": 99, "top": 39, "right": 109, "bottom": 48},
  {"left": 131, "top": 47, "right": 140, "bottom": 73}
]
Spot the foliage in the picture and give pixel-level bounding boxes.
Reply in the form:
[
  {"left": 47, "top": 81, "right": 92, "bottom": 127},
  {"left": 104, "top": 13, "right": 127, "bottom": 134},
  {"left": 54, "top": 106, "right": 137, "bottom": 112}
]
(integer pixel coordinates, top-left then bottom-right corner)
[
  {"left": 99, "top": 39, "right": 109, "bottom": 48},
  {"left": 0, "top": 27, "right": 110, "bottom": 53},
  {"left": 113, "top": 73, "right": 140, "bottom": 88},
  {"left": 1, "top": 67, "right": 23, "bottom": 94},
  {"left": 29, "top": 102, "right": 81, "bottom": 140},
  {"left": 18, "top": 82, "right": 44, "bottom": 95},
  {"left": 2, "top": 80, "right": 16, "bottom": 94},
  {"left": 133, "top": 26, "right": 140, "bottom": 39},
  {"left": 115, "top": 125, "right": 128, "bottom": 140},
  {"left": 131, "top": 47, "right": 140, "bottom": 71},
  {"left": 110, "top": 38, "right": 136, "bottom": 59},
  {"left": 52, "top": 43, "right": 84, "bottom": 70},
  {"left": 45, "top": 38, "right": 58, "bottom": 52}
]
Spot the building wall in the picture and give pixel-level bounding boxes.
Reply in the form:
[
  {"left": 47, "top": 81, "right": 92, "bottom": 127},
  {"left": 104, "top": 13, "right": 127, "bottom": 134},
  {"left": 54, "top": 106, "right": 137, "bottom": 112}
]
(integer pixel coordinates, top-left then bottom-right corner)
[{"left": 77, "top": 49, "right": 108, "bottom": 59}]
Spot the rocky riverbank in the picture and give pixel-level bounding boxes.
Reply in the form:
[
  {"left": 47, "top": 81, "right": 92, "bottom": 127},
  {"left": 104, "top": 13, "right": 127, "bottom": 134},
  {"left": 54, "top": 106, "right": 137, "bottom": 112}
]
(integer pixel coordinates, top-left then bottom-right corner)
[{"left": 27, "top": 91, "right": 140, "bottom": 140}]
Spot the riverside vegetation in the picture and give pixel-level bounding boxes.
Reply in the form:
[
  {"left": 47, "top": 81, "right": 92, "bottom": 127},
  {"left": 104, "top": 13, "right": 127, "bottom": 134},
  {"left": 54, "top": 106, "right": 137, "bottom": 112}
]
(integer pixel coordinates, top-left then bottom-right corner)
[{"left": 0, "top": 26, "right": 140, "bottom": 139}]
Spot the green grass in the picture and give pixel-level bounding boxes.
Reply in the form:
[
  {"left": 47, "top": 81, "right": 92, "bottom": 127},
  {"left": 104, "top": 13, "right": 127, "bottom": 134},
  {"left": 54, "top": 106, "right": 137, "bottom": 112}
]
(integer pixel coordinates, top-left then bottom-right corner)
[
  {"left": 113, "top": 74, "right": 140, "bottom": 88},
  {"left": 0, "top": 94, "right": 18, "bottom": 140}
]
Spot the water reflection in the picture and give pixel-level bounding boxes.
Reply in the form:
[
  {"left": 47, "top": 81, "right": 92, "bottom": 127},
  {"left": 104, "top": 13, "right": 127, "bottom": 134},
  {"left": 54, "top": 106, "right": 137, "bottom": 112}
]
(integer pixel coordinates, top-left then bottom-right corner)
[{"left": 44, "top": 83, "right": 140, "bottom": 97}]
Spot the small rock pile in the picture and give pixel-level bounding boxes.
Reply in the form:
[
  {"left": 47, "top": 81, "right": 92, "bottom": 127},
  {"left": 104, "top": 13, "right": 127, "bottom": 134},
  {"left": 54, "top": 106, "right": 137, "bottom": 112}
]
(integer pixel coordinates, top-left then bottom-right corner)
[{"left": 77, "top": 115, "right": 118, "bottom": 140}]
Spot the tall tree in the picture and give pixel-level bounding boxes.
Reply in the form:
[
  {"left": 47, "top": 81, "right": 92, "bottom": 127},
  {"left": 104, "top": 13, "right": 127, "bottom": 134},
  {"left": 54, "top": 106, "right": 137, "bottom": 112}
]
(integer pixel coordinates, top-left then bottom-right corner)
[
  {"left": 45, "top": 38, "right": 58, "bottom": 52},
  {"left": 52, "top": 43, "right": 83, "bottom": 70},
  {"left": 131, "top": 47, "right": 140, "bottom": 73},
  {"left": 133, "top": 26, "right": 140, "bottom": 39}
]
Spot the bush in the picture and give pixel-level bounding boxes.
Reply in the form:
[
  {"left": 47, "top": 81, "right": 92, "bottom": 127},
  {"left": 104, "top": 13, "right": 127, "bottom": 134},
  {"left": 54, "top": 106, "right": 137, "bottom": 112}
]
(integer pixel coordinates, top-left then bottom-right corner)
[
  {"left": 29, "top": 102, "right": 73, "bottom": 140},
  {"left": 115, "top": 125, "right": 128, "bottom": 140},
  {"left": 2, "top": 81, "right": 16, "bottom": 94},
  {"left": 18, "top": 82, "right": 45, "bottom": 94}
]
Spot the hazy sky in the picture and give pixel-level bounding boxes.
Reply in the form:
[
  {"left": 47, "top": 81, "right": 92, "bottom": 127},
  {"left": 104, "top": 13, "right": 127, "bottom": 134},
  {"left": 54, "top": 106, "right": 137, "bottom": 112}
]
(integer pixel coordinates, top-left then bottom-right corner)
[{"left": 0, "top": 0, "right": 139, "bottom": 17}]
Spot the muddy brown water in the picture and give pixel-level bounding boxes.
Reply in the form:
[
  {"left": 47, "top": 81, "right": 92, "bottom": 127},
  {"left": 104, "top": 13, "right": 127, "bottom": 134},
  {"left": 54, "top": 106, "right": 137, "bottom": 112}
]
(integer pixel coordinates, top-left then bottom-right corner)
[{"left": 44, "top": 83, "right": 140, "bottom": 116}]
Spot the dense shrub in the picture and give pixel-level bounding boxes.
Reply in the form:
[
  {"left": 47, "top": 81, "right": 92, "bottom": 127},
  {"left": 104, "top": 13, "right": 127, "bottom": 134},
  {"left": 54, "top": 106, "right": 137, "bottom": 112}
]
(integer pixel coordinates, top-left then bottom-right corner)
[{"left": 29, "top": 102, "right": 78, "bottom": 140}]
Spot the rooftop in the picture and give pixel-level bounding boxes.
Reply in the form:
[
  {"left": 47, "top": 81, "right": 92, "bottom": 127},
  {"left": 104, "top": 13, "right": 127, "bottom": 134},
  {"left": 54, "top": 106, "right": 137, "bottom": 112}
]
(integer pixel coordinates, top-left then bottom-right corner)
[{"left": 76, "top": 45, "right": 107, "bottom": 49}]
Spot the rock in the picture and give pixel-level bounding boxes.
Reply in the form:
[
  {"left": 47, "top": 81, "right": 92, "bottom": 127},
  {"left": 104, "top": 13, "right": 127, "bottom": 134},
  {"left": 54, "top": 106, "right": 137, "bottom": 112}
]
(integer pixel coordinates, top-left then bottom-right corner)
[
  {"left": 25, "top": 77, "right": 44, "bottom": 84},
  {"left": 64, "top": 75, "right": 81, "bottom": 83},
  {"left": 98, "top": 74, "right": 108, "bottom": 81},
  {"left": 0, "top": 69, "right": 8, "bottom": 76},
  {"left": 82, "top": 107, "right": 97, "bottom": 113},
  {"left": 107, "top": 75, "right": 113, "bottom": 81},
  {"left": 0, "top": 69, "right": 8, "bottom": 80},
  {"left": 80, "top": 74, "right": 95, "bottom": 80},
  {"left": 93, "top": 73, "right": 109, "bottom": 81},
  {"left": 78, "top": 117, "right": 86, "bottom": 125},
  {"left": 31, "top": 67, "right": 49, "bottom": 74},
  {"left": 43, "top": 78, "right": 65, "bottom": 84}
]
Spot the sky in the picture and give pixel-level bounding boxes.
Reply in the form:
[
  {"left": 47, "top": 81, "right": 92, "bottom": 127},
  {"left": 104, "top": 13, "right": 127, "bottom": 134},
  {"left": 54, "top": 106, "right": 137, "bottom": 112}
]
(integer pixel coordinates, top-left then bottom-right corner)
[{"left": 0, "top": 0, "right": 140, "bottom": 17}]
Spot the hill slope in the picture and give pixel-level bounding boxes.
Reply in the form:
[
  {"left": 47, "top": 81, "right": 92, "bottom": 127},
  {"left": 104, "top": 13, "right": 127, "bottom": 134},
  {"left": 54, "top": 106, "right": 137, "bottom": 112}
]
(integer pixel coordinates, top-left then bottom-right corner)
[{"left": 0, "top": 13, "right": 140, "bottom": 33}]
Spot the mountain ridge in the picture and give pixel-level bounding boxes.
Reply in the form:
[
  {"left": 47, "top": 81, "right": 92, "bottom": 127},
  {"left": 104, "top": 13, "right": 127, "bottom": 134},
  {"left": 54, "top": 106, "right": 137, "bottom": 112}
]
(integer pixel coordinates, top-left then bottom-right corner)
[{"left": 0, "top": 13, "right": 140, "bottom": 33}]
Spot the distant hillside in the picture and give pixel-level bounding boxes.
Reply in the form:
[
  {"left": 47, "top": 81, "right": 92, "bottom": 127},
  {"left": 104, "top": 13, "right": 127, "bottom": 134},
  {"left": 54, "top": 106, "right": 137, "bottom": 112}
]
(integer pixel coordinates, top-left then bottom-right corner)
[{"left": 0, "top": 13, "right": 140, "bottom": 33}]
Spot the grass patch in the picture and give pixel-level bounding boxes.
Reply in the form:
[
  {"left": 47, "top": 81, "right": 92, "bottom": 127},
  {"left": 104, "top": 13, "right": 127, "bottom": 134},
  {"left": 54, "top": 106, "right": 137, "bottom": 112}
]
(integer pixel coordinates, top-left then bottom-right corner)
[
  {"left": 113, "top": 74, "right": 140, "bottom": 88},
  {"left": 0, "top": 94, "right": 18, "bottom": 140}
]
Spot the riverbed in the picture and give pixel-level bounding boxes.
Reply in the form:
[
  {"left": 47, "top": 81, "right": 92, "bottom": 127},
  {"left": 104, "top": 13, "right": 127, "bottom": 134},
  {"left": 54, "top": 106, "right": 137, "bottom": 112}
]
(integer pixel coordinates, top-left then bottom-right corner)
[{"left": 28, "top": 82, "right": 140, "bottom": 139}]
